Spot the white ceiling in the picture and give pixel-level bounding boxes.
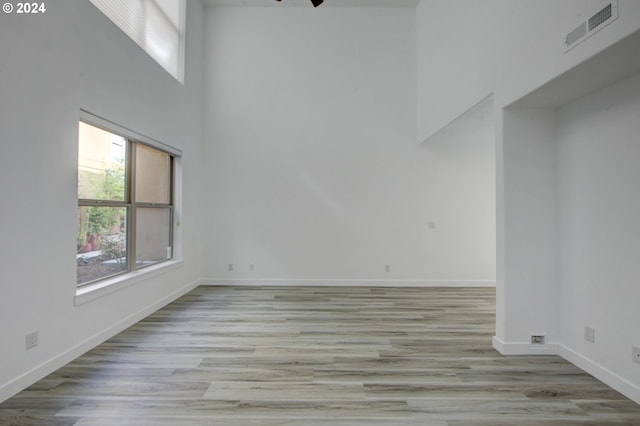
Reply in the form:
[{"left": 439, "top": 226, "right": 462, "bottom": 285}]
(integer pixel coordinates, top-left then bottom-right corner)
[{"left": 202, "top": 0, "right": 419, "bottom": 8}]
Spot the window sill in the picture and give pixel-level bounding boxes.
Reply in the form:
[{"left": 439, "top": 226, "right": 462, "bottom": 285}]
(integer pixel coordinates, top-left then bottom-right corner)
[{"left": 74, "top": 259, "right": 184, "bottom": 306}]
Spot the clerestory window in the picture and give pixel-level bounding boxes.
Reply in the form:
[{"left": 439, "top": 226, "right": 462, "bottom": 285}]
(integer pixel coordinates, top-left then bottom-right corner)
[{"left": 89, "top": 0, "right": 186, "bottom": 83}]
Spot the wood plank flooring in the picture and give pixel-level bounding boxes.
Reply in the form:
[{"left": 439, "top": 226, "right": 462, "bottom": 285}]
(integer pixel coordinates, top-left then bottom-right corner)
[{"left": 1, "top": 286, "right": 640, "bottom": 425}]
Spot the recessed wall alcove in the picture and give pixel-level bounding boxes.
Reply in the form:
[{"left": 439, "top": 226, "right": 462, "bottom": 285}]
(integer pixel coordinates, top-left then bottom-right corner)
[{"left": 495, "top": 28, "right": 640, "bottom": 404}]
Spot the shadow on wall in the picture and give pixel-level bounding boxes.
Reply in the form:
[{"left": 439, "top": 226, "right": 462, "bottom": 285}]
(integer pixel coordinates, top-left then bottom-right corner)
[{"left": 420, "top": 94, "right": 495, "bottom": 148}]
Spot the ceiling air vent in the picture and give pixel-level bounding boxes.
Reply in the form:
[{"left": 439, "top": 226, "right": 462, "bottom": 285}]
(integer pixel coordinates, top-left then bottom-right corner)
[
  {"left": 589, "top": 3, "right": 612, "bottom": 31},
  {"left": 565, "top": 1, "right": 618, "bottom": 52},
  {"left": 566, "top": 22, "right": 587, "bottom": 47}
]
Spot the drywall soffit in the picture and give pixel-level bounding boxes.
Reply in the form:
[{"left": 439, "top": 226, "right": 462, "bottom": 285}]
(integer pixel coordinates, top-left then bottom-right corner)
[
  {"left": 420, "top": 94, "right": 494, "bottom": 146},
  {"left": 510, "top": 29, "right": 640, "bottom": 109}
]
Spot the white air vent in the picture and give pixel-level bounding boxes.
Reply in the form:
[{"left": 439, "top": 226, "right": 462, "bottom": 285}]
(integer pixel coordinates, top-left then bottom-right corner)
[
  {"left": 589, "top": 3, "right": 612, "bottom": 31},
  {"left": 565, "top": 1, "right": 618, "bottom": 52},
  {"left": 566, "top": 22, "right": 587, "bottom": 47}
]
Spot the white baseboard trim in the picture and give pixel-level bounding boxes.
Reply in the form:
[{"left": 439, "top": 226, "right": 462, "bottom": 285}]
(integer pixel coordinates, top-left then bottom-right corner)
[
  {"left": 559, "top": 344, "right": 640, "bottom": 405},
  {"left": 0, "top": 279, "right": 200, "bottom": 404},
  {"left": 201, "top": 278, "right": 496, "bottom": 287},
  {"left": 492, "top": 336, "right": 560, "bottom": 355},
  {"left": 492, "top": 337, "right": 640, "bottom": 404}
]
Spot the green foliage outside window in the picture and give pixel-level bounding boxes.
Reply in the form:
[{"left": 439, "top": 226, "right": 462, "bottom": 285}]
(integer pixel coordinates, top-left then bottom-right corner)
[{"left": 77, "top": 163, "right": 125, "bottom": 250}]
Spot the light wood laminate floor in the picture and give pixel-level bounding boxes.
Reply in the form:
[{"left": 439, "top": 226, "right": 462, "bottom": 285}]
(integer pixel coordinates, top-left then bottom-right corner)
[{"left": 1, "top": 286, "right": 640, "bottom": 425}]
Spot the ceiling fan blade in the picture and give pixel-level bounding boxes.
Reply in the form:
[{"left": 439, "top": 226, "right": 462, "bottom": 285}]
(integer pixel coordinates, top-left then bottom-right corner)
[{"left": 274, "top": 0, "right": 323, "bottom": 6}]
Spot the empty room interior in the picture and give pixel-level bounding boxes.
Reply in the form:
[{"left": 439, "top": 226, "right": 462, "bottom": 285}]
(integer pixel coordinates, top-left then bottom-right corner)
[{"left": 1, "top": 0, "right": 640, "bottom": 424}]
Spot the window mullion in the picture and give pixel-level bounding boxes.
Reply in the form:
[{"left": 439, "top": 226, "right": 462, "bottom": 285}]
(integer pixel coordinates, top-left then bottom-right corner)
[
  {"left": 170, "top": 156, "right": 174, "bottom": 256},
  {"left": 78, "top": 200, "right": 129, "bottom": 208},
  {"left": 135, "top": 203, "right": 172, "bottom": 208},
  {"left": 128, "top": 140, "right": 137, "bottom": 274}
]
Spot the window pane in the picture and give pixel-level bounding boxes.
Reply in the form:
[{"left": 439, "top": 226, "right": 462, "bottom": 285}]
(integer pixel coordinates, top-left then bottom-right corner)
[
  {"left": 136, "top": 207, "right": 171, "bottom": 268},
  {"left": 89, "top": 0, "right": 184, "bottom": 82},
  {"left": 78, "top": 122, "right": 126, "bottom": 201},
  {"left": 135, "top": 144, "right": 170, "bottom": 204},
  {"left": 77, "top": 206, "right": 128, "bottom": 285},
  {"left": 154, "top": 0, "right": 181, "bottom": 28},
  {"left": 144, "top": 0, "right": 180, "bottom": 77}
]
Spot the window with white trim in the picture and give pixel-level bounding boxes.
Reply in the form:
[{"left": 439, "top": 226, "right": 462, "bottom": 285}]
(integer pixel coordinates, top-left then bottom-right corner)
[
  {"left": 77, "top": 117, "right": 178, "bottom": 286},
  {"left": 89, "top": 0, "right": 186, "bottom": 83}
]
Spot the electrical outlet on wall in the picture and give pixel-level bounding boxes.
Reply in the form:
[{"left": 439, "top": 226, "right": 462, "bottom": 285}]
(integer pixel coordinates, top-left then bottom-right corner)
[
  {"left": 584, "top": 326, "right": 596, "bottom": 343},
  {"left": 25, "top": 331, "right": 38, "bottom": 350},
  {"left": 633, "top": 346, "right": 640, "bottom": 365},
  {"left": 530, "top": 333, "right": 546, "bottom": 345}
]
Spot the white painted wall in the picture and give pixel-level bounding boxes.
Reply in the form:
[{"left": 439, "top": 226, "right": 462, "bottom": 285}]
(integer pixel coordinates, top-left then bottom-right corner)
[
  {"left": 494, "top": 44, "right": 640, "bottom": 401},
  {"left": 0, "top": 0, "right": 203, "bottom": 402},
  {"left": 7, "top": 0, "right": 637, "bottom": 407},
  {"left": 417, "top": 0, "right": 640, "bottom": 402},
  {"left": 557, "top": 71, "right": 640, "bottom": 401},
  {"left": 201, "top": 6, "right": 496, "bottom": 286},
  {"left": 417, "top": 0, "right": 640, "bottom": 142},
  {"left": 499, "top": 107, "right": 559, "bottom": 346}
]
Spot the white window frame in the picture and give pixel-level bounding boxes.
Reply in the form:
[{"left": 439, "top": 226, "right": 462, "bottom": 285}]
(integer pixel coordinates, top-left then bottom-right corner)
[
  {"left": 89, "top": 0, "right": 187, "bottom": 83},
  {"left": 75, "top": 110, "right": 183, "bottom": 305}
]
